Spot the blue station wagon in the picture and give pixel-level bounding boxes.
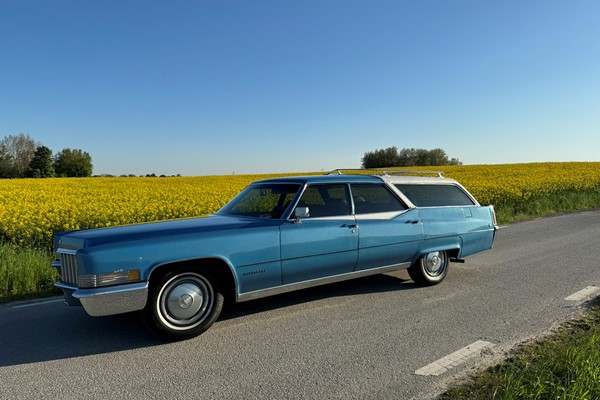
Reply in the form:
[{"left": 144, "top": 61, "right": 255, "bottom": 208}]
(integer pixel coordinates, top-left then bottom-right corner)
[{"left": 53, "top": 170, "right": 498, "bottom": 340}]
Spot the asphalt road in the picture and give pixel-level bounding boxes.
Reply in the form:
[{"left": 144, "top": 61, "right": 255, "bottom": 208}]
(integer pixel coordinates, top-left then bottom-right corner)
[{"left": 1, "top": 211, "right": 599, "bottom": 400}]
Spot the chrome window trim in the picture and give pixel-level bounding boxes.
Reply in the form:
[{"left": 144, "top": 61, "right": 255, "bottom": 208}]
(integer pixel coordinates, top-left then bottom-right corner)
[
  {"left": 414, "top": 205, "right": 478, "bottom": 209},
  {"left": 354, "top": 210, "right": 408, "bottom": 220}
]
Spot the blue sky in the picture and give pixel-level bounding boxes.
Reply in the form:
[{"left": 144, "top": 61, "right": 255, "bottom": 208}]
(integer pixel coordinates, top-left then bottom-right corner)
[{"left": 1, "top": 1, "right": 599, "bottom": 176}]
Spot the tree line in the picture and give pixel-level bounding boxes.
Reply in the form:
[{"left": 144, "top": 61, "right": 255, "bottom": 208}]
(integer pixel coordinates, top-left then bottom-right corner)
[
  {"left": 0, "top": 133, "right": 93, "bottom": 178},
  {"left": 361, "top": 146, "right": 462, "bottom": 169}
]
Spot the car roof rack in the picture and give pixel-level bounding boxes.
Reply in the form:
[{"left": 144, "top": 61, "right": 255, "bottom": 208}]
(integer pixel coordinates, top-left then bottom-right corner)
[{"left": 326, "top": 169, "right": 444, "bottom": 178}]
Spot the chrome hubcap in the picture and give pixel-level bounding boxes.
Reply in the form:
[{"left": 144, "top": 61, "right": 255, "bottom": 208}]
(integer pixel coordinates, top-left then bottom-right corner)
[
  {"left": 177, "top": 292, "right": 194, "bottom": 309},
  {"left": 424, "top": 251, "right": 446, "bottom": 276},
  {"left": 158, "top": 274, "right": 214, "bottom": 329}
]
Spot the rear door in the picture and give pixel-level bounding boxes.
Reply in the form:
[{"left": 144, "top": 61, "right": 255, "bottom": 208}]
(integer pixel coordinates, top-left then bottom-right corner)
[{"left": 352, "top": 183, "right": 424, "bottom": 271}]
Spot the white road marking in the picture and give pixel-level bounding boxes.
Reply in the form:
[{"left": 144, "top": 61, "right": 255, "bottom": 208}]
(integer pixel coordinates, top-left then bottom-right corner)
[
  {"left": 11, "top": 298, "right": 64, "bottom": 309},
  {"left": 564, "top": 286, "right": 600, "bottom": 302},
  {"left": 415, "top": 340, "right": 494, "bottom": 376}
]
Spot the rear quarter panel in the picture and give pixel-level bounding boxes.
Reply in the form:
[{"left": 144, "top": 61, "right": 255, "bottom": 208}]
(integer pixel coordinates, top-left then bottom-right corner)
[{"left": 417, "top": 206, "right": 495, "bottom": 258}]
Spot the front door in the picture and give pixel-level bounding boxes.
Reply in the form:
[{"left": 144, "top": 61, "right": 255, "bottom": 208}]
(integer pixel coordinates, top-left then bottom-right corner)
[{"left": 280, "top": 184, "right": 358, "bottom": 284}]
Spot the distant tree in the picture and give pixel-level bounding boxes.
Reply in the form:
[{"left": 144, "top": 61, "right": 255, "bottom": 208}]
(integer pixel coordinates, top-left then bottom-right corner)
[
  {"left": 0, "top": 133, "right": 38, "bottom": 178},
  {"left": 53, "top": 148, "right": 93, "bottom": 177},
  {"left": 26, "top": 145, "right": 55, "bottom": 178},
  {"left": 0, "top": 143, "right": 14, "bottom": 178},
  {"left": 361, "top": 147, "right": 461, "bottom": 169},
  {"left": 361, "top": 146, "right": 402, "bottom": 169}
]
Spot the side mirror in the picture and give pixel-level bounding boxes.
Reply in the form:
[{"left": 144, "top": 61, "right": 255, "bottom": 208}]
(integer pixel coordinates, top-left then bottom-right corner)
[{"left": 294, "top": 207, "right": 310, "bottom": 223}]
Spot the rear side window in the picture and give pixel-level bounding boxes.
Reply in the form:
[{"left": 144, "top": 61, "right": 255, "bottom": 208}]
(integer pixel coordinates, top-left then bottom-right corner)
[
  {"left": 351, "top": 184, "right": 406, "bottom": 214},
  {"left": 395, "top": 184, "right": 475, "bottom": 207}
]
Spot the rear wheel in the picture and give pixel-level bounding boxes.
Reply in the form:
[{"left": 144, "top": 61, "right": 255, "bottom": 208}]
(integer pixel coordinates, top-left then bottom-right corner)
[
  {"left": 142, "top": 268, "right": 224, "bottom": 340},
  {"left": 407, "top": 251, "right": 449, "bottom": 286}
]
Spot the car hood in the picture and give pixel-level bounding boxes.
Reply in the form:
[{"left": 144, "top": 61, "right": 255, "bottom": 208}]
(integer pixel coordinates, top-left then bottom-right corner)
[{"left": 55, "top": 214, "right": 283, "bottom": 250}]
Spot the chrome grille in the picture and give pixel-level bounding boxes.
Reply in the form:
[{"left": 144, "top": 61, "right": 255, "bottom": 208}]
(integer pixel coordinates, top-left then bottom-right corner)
[{"left": 58, "top": 250, "right": 79, "bottom": 287}]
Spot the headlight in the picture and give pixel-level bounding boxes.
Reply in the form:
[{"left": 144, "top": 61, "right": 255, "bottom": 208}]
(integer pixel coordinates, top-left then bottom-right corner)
[{"left": 78, "top": 269, "right": 141, "bottom": 288}]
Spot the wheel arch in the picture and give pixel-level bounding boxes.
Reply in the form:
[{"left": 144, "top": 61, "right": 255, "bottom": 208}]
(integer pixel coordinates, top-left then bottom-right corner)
[
  {"left": 148, "top": 257, "right": 238, "bottom": 305},
  {"left": 412, "top": 240, "right": 461, "bottom": 265}
]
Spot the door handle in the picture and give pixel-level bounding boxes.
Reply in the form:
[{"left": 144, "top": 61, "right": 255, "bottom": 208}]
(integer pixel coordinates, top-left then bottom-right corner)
[
  {"left": 405, "top": 220, "right": 420, "bottom": 224},
  {"left": 342, "top": 224, "right": 357, "bottom": 229}
]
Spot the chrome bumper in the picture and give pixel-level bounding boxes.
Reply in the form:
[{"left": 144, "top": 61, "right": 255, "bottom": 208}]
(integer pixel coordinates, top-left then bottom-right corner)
[{"left": 55, "top": 282, "right": 149, "bottom": 316}]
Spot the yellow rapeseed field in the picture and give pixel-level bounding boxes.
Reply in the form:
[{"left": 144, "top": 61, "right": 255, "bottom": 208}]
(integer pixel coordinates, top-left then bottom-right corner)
[{"left": 1, "top": 162, "right": 599, "bottom": 248}]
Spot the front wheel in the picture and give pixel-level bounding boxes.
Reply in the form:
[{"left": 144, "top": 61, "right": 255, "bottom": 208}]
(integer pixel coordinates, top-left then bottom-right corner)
[
  {"left": 142, "top": 269, "right": 224, "bottom": 341},
  {"left": 407, "top": 251, "right": 449, "bottom": 286}
]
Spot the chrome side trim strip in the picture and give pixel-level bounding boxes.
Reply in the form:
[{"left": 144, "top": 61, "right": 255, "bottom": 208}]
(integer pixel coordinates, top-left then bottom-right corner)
[
  {"left": 460, "top": 227, "right": 497, "bottom": 235},
  {"left": 299, "top": 215, "right": 356, "bottom": 222},
  {"left": 237, "top": 262, "right": 410, "bottom": 302}
]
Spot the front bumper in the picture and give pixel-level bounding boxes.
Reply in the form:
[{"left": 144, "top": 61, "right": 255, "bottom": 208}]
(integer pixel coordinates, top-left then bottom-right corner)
[{"left": 55, "top": 281, "right": 149, "bottom": 317}]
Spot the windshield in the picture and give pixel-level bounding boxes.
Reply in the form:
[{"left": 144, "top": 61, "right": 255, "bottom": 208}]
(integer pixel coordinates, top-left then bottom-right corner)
[{"left": 217, "top": 183, "right": 301, "bottom": 219}]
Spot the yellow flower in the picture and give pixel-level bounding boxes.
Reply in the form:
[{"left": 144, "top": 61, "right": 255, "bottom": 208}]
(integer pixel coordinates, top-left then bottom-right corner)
[{"left": 1, "top": 163, "right": 599, "bottom": 248}]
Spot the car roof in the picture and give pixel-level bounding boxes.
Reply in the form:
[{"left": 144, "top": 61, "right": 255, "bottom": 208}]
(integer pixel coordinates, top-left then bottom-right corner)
[
  {"left": 253, "top": 173, "right": 459, "bottom": 185},
  {"left": 253, "top": 174, "right": 385, "bottom": 185}
]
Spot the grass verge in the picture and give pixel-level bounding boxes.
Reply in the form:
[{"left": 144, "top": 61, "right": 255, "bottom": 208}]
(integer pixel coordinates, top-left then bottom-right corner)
[
  {"left": 441, "top": 299, "right": 600, "bottom": 399},
  {"left": 495, "top": 186, "right": 600, "bottom": 224},
  {"left": 0, "top": 242, "right": 60, "bottom": 303}
]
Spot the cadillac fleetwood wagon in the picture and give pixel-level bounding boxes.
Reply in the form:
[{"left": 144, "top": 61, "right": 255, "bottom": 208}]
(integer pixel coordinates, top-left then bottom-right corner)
[{"left": 53, "top": 170, "right": 497, "bottom": 340}]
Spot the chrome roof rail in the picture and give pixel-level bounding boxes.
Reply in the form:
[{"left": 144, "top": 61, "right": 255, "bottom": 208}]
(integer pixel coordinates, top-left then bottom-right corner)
[
  {"left": 382, "top": 170, "right": 444, "bottom": 178},
  {"left": 326, "top": 169, "right": 370, "bottom": 175},
  {"left": 326, "top": 169, "right": 444, "bottom": 178}
]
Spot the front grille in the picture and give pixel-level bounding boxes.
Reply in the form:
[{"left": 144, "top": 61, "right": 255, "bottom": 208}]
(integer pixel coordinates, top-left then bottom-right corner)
[{"left": 58, "top": 251, "right": 79, "bottom": 287}]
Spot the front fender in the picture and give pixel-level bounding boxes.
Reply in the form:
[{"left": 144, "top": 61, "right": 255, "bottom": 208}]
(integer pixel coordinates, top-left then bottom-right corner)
[{"left": 77, "top": 226, "right": 281, "bottom": 282}]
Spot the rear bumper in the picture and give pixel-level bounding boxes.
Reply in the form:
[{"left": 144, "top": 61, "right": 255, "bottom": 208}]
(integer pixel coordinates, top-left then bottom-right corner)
[{"left": 55, "top": 282, "right": 148, "bottom": 316}]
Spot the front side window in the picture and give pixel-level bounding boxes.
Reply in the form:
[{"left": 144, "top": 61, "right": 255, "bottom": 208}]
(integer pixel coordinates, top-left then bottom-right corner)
[
  {"left": 294, "top": 184, "right": 351, "bottom": 218},
  {"left": 218, "top": 184, "right": 300, "bottom": 218},
  {"left": 395, "top": 184, "right": 475, "bottom": 207},
  {"left": 351, "top": 184, "right": 406, "bottom": 214}
]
